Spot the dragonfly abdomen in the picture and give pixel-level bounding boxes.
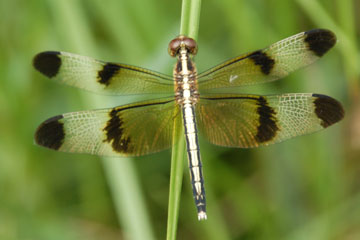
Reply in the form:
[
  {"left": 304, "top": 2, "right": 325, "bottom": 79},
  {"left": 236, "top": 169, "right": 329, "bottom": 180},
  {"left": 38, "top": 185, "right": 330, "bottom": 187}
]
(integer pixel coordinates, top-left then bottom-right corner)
[{"left": 182, "top": 104, "right": 207, "bottom": 220}]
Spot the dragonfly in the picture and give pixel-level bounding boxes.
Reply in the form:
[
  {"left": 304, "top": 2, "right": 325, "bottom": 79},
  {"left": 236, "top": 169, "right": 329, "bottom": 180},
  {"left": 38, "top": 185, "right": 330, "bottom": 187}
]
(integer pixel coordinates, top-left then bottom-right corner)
[{"left": 33, "top": 29, "right": 344, "bottom": 220}]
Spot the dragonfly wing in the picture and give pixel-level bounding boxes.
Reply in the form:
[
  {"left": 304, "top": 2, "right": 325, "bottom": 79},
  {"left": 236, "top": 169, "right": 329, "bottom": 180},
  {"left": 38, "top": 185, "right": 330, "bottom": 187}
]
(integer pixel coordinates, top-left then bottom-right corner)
[
  {"left": 198, "top": 29, "right": 336, "bottom": 92},
  {"left": 196, "top": 93, "right": 344, "bottom": 148},
  {"left": 33, "top": 51, "right": 174, "bottom": 95},
  {"left": 35, "top": 98, "right": 179, "bottom": 157}
]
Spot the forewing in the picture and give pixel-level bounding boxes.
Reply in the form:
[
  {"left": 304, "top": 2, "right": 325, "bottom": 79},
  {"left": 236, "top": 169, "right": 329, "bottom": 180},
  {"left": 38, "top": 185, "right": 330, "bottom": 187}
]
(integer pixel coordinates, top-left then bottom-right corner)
[
  {"left": 198, "top": 29, "right": 336, "bottom": 92},
  {"left": 196, "top": 93, "right": 344, "bottom": 148},
  {"left": 33, "top": 51, "right": 174, "bottom": 95},
  {"left": 35, "top": 98, "right": 179, "bottom": 157}
]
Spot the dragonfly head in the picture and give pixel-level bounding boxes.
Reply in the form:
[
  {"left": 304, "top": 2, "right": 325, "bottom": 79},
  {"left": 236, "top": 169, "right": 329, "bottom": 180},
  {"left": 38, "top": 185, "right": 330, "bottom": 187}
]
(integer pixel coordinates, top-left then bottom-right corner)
[{"left": 168, "top": 35, "right": 198, "bottom": 57}]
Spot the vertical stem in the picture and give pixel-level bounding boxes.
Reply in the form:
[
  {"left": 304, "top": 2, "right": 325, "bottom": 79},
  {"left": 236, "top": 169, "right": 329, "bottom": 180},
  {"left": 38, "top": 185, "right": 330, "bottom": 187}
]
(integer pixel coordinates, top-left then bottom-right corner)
[
  {"left": 166, "top": 0, "right": 202, "bottom": 239},
  {"left": 167, "top": 114, "right": 186, "bottom": 240},
  {"left": 180, "top": 0, "right": 202, "bottom": 39}
]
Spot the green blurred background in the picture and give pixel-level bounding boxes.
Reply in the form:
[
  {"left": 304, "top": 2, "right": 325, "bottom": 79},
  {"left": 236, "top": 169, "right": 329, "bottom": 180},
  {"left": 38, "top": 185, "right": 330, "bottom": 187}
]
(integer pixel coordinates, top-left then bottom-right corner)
[{"left": 1, "top": 0, "right": 359, "bottom": 239}]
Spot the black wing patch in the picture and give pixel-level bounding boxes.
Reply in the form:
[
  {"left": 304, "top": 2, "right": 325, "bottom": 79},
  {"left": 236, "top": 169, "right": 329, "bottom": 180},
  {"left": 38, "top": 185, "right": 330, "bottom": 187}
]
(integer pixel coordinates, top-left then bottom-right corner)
[
  {"left": 35, "top": 115, "right": 65, "bottom": 150},
  {"left": 97, "top": 63, "right": 121, "bottom": 86},
  {"left": 312, "top": 94, "right": 344, "bottom": 128},
  {"left": 305, "top": 29, "right": 336, "bottom": 57},
  {"left": 248, "top": 51, "right": 275, "bottom": 75},
  {"left": 255, "top": 96, "right": 279, "bottom": 142},
  {"left": 33, "top": 51, "right": 62, "bottom": 78},
  {"left": 103, "top": 108, "right": 133, "bottom": 154}
]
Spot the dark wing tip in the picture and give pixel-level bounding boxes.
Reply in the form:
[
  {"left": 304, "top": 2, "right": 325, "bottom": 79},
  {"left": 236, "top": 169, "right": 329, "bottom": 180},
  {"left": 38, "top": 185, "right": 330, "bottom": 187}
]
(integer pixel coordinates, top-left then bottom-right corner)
[
  {"left": 35, "top": 115, "right": 65, "bottom": 150},
  {"left": 304, "top": 29, "right": 337, "bottom": 57},
  {"left": 33, "top": 51, "right": 62, "bottom": 78},
  {"left": 312, "top": 94, "right": 344, "bottom": 128}
]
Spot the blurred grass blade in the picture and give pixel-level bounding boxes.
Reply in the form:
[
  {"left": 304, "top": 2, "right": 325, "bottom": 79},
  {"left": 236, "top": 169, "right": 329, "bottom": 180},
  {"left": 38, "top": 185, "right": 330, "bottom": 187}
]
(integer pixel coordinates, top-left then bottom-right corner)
[
  {"left": 48, "top": 1, "right": 156, "bottom": 239},
  {"left": 103, "top": 158, "right": 156, "bottom": 240}
]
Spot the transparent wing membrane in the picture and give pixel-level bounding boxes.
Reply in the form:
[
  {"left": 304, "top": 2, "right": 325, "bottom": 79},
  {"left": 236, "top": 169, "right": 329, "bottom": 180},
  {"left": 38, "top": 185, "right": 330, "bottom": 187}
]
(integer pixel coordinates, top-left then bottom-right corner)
[
  {"left": 197, "top": 29, "right": 336, "bottom": 92},
  {"left": 196, "top": 93, "right": 344, "bottom": 148},
  {"left": 35, "top": 98, "right": 179, "bottom": 157},
  {"left": 33, "top": 51, "right": 174, "bottom": 95}
]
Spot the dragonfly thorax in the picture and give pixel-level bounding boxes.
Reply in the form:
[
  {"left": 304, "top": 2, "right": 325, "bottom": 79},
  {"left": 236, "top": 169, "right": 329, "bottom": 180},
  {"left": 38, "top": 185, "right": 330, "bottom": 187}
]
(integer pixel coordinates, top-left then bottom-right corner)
[
  {"left": 169, "top": 36, "right": 199, "bottom": 106},
  {"left": 173, "top": 50, "right": 199, "bottom": 105}
]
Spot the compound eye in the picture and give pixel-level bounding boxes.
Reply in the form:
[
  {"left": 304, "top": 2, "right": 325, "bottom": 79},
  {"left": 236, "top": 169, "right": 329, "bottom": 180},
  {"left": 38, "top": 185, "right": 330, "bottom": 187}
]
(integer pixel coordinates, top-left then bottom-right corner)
[
  {"left": 168, "top": 38, "right": 182, "bottom": 57},
  {"left": 183, "top": 37, "right": 198, "bottom": 55}
]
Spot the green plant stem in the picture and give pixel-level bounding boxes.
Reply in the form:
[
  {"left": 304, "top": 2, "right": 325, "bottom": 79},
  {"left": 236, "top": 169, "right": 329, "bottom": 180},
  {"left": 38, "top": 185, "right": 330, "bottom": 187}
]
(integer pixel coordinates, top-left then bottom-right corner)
[
  {"left": 166, "top": 0, "right": 201, "bottom": 239},
  {"left": 180, "top": 0, "right": 202, "bottom": 39},
  {"left": 167, "top": 116, "right": 186, "bottom": 240}
]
